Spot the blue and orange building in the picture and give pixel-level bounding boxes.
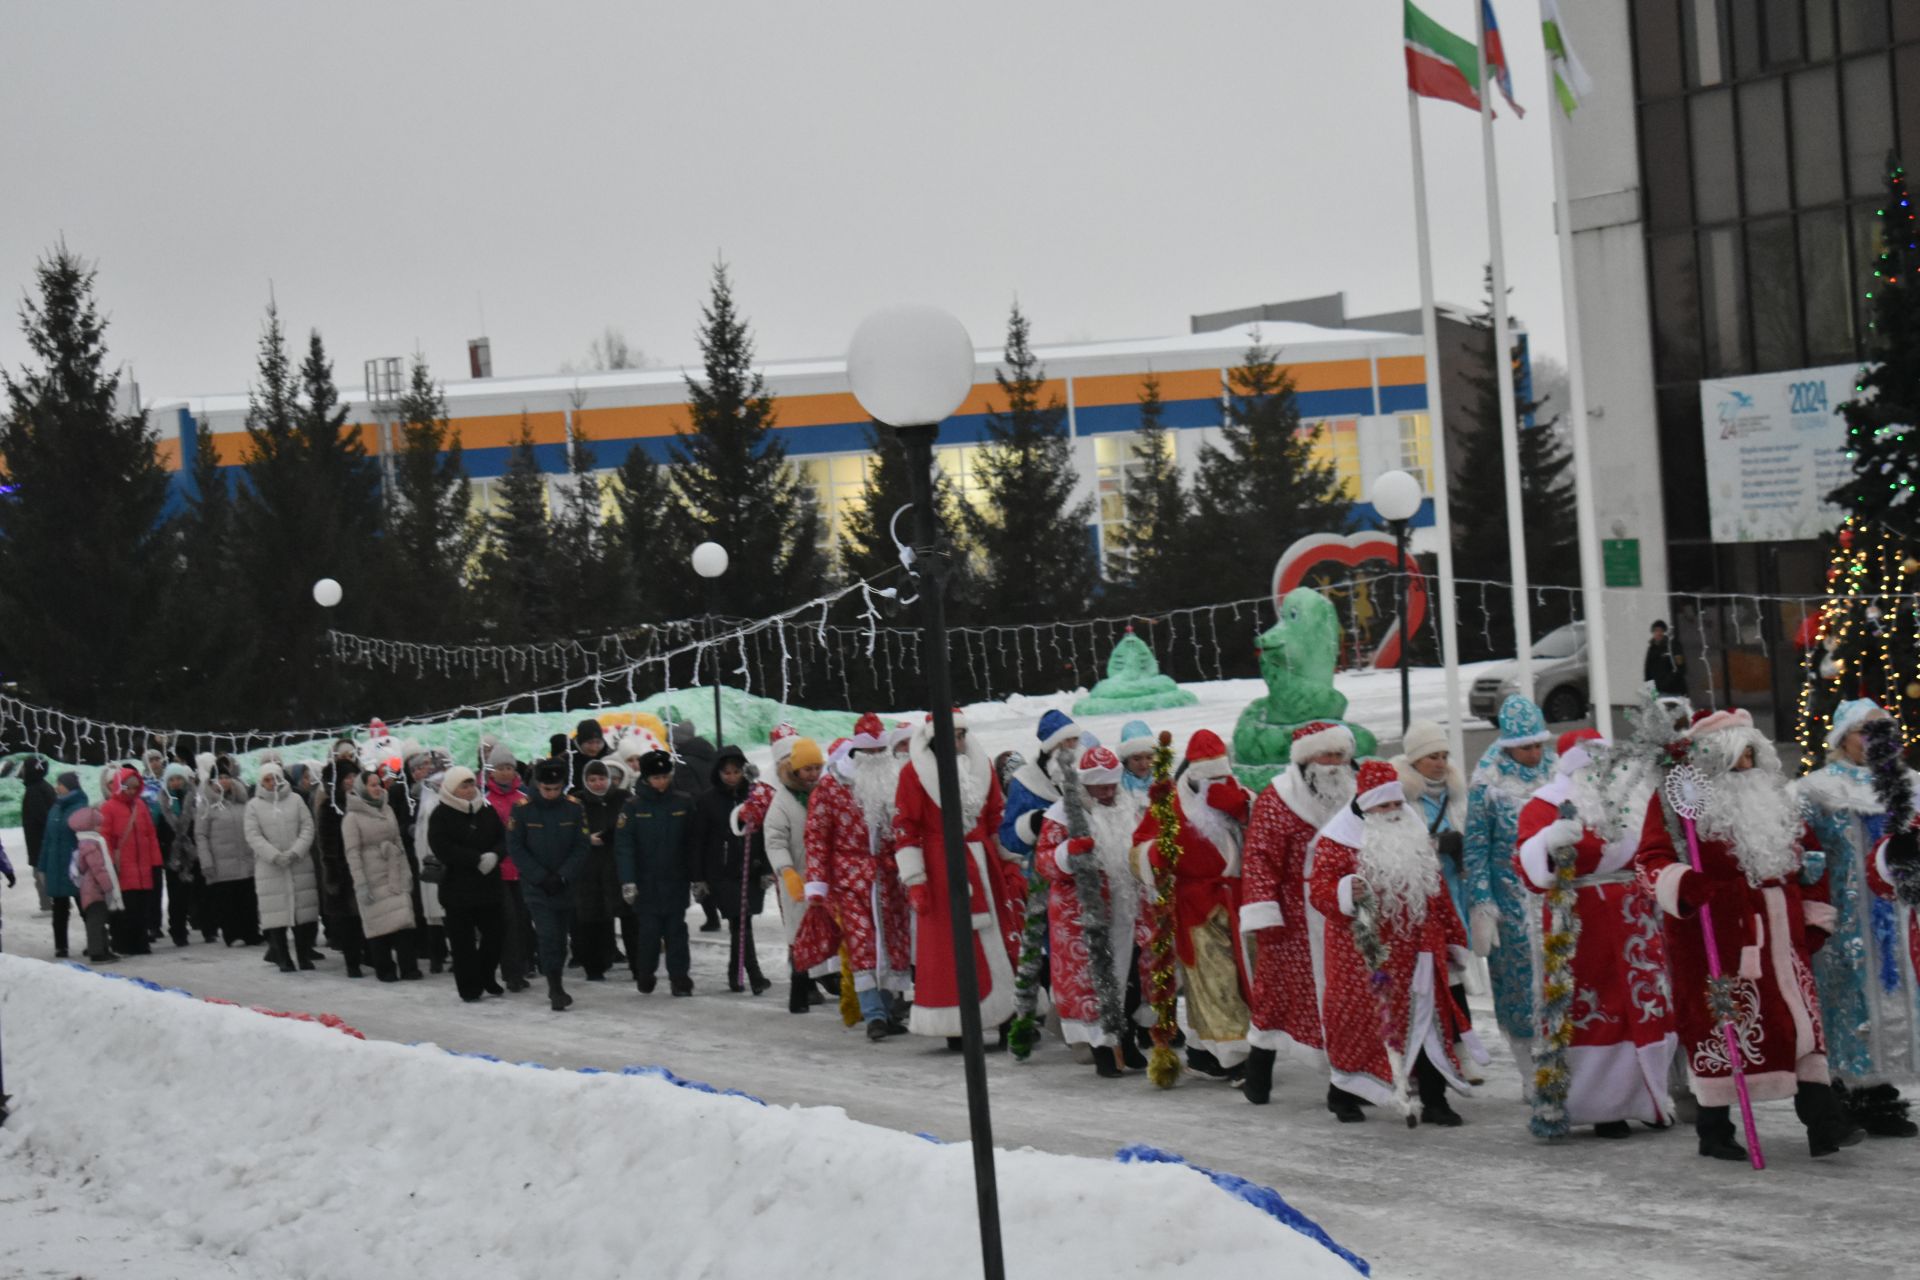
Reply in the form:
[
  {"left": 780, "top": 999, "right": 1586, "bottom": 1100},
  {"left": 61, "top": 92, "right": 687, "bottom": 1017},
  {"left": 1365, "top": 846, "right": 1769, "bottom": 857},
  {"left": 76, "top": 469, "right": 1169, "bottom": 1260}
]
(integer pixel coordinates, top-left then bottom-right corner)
[{"left": 150, "top": 317, "right": 1441, "bottom": 570}]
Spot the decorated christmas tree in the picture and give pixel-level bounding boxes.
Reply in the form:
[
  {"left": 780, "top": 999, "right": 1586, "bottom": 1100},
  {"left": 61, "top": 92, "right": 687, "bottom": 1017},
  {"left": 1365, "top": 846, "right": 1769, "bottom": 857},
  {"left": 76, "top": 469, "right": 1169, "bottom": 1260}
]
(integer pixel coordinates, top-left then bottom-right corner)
[{"left": 1799, "top": 156, "right": 1920, "bottom": 769}]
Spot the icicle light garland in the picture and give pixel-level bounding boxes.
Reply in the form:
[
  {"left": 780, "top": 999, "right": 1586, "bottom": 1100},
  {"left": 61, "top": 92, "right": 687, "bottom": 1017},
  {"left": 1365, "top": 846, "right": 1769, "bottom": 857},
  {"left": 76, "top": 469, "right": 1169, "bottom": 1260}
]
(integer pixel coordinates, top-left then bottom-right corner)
[
  {"left": 1145, "top": 731, "right": 1184, "bottom": 1089},
  {"left": 1528, "top": 837, "right": 1581, "bottom": 1140}
]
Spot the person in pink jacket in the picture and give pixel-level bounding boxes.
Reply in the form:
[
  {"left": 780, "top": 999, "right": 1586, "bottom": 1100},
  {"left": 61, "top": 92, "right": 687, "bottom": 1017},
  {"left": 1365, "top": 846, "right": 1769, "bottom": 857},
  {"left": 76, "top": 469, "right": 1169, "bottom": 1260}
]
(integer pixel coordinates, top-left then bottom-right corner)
[{"left": 69, "top": 805, "right": 123, "bottom": 963}]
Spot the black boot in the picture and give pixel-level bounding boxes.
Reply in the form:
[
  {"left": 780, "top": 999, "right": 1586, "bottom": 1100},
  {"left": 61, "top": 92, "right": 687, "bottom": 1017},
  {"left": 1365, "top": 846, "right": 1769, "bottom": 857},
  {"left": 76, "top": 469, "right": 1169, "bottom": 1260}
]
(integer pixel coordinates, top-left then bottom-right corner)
[
  {"left": 1796, "top": 1081, "right": 1866, "bottom": 1157},
  {"left": 1845, "top": 1081, "right": 1920, "bottom": 1138},
  {"left": 669, "top": 973, "right": 693, "bottom": 997},
  {"left": 788, "top": 971, "right": 812, "bottom": 1014},
  {"left": 547, "top": 972, "right": 573, "bottom": 1012},
  {"left": 1185, "top": 1047, "right": 1229, "bottom": 1079},
  {"left": 1092, "top": 1046, "right": 1124, "bottom": 1079},
  {"left": 867, "top": 1018, "right": 891, "bottom": 1042},
  {"left": 1242, "top": 1047, "right": 1277, "bottom": 1105},
  {"left": 1327, "top": 1084, "right": 1367, "bottom": 1123},
  {"left": 749, "top": 972, "right": 771, "bottom": 996},
  {"left": 636, "top": 972, "right": 657, "bottom": 994},
  {"left": 817, "top": 972, "right": 841, "bottom": 998},
  {"left": 1120, "top": 1032, "right": 1148, "bottom": 1070},
  {"left": 1593, "top": 1120, "right": 1632, "bottom": 1140},
  {"left": 1695, "top": 1106, "right": 1748, "bottom": 1160},
  {"left": 267, "top": 929, "right": 296, "bottom": 973},
  {"left": 1414, "top": 1053, "right": 1462, "bottom": 1126}
]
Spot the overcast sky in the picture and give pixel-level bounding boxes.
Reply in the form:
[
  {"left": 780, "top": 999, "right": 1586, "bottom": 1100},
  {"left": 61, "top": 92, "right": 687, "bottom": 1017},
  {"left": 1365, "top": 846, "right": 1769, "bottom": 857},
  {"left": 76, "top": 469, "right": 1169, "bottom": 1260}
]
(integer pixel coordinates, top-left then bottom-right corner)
[{"left": 1, "top": 0, "right": 1571, "bottom": 402}]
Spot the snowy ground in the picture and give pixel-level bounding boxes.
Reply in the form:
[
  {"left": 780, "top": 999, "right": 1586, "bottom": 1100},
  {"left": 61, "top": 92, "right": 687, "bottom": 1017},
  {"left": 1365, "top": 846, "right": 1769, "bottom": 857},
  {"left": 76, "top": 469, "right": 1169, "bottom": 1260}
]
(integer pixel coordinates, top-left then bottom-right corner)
[{"left": 1, "top": 823, "right": 1913, "bottom": 1280}]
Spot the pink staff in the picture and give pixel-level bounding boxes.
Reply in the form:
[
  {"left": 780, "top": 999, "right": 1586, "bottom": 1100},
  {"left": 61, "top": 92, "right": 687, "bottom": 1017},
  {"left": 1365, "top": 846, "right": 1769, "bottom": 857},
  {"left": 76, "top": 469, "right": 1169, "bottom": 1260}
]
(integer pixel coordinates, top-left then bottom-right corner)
[{"left": 1663, "top": 763, "right": 1764, "bottom": 1171}]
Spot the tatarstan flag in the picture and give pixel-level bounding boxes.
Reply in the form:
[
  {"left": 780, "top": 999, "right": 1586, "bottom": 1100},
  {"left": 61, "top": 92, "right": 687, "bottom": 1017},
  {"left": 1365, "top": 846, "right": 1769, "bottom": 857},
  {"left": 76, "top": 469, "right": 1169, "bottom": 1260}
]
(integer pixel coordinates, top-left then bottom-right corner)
[{"left": 1404, "top": 1, "right": 1482, "bottom": 112}]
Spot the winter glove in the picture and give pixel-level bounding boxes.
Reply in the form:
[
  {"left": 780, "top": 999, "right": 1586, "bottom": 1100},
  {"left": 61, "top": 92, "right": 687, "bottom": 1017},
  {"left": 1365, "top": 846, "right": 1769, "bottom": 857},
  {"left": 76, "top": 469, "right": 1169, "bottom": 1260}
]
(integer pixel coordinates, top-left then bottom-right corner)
[
  {"left": 622, "top": 883, "right": 639, "bottom": 906},
  {"left": 907, "top": 882, "right": 933, "bottom": 917},
  {"left": 1205, "top": 780, "right": 1249, "bottom": 823},
  {"left": 540, "top": 875, "right": 566, "bottom": 896},
  {"left": 781, "top": 868, "right": 805, "bottom": 902},
  {"left": 1469, "top": 903, "right": 1501, "bottom": 957},
  {"left": 1147, "top": 779, "right": 1173, "bottom": 807},
  {"left": 1434, "top": 830, "right": 1465, "bottom": 865},
  {"left": 1542, "top": 817, "right": 1584, "bottom": 850},
  {"left": 1676, "top": 870, "right": 1717, "bottom": 912},
  {"left": 691, "top": 881, "right": 709, "bottom": 899},
  {"left": 1060, "top": 836, "right": 1096, "bottom": 869}
]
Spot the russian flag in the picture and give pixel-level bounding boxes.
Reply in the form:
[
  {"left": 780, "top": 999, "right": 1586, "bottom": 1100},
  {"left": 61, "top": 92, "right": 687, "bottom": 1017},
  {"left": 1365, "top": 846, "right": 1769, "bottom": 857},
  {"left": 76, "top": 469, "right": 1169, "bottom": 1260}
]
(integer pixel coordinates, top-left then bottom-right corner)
[{"left": 1482, "top": 0, "right": 1525, "bottom": 117}]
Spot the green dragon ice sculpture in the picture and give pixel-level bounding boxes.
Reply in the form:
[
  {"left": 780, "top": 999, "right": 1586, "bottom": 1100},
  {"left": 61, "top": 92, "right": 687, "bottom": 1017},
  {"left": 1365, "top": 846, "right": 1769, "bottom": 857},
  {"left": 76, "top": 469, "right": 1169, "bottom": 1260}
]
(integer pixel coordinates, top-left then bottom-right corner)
[{"left": 1232, "top": 587, "right": 1377, "bottom": 789}]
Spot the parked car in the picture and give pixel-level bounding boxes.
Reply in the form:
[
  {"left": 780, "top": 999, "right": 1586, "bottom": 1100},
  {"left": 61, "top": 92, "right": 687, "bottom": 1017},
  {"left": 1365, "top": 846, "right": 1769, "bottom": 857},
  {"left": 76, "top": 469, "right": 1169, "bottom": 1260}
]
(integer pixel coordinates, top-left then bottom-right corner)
[{"left": 1469, "top": 622, "right": 1589, "bottom": 725}]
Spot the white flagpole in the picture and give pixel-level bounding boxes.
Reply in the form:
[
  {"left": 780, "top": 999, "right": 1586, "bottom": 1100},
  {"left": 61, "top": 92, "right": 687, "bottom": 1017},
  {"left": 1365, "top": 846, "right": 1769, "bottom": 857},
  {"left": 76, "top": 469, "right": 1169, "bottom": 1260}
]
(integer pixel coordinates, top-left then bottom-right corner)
[
  {"left": 1537, "top": 0, "right": 1612, "bottom": 737},
  {"left": 1477, "top": 3, "right": 1536, "bottom": 702},
  {"left": 1406, "top": 87, "right": 1468, "bottom": 769}
]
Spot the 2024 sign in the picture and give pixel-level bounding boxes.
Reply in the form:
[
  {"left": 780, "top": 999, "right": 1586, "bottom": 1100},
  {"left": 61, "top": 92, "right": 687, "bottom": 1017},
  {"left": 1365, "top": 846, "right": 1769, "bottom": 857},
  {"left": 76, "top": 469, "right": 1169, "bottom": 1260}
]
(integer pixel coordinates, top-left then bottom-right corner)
[{"left": 1789, "top": 380, "right": 1830, "bottom": 416}]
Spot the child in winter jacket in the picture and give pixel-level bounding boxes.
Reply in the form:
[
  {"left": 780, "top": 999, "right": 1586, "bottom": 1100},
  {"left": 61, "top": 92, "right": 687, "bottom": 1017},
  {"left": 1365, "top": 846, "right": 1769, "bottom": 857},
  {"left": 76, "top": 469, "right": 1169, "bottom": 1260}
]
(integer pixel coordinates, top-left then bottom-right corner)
[{"left": 69, "top": 805, "right": 122, "bottom": 963}]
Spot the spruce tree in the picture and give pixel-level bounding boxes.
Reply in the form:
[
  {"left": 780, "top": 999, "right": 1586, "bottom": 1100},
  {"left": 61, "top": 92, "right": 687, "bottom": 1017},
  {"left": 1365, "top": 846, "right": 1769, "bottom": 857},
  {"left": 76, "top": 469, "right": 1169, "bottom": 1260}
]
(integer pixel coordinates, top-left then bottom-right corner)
[
  {"left": 669, "top": 261, "right": 822, "bottom": 615},
  {"left": 550, "top": 416, "right": 633, "bottom": 624},
  {"left": 0, "top": 246, "right": 172, "bottom": 717},
  {"left": 1449, "top": 267, "right": 1579, "bottom": 650},
  {"left": 385, "top": 356, "right": 477, "bottom": 637},
  {"left": 1188, "top": 335, "right": 1350, "bottom": 606},
  {"left": 161, "top": 422, "right": 247, "bottom": 722},
  {"left": 477, "top": 417, "right": 556, "bottom": 638},
  {"left": 962, "top": 302, "right": 1097, "bottom": 620},
  {"left": 1112, "top": 373, "right": 1188, "bottom": 607},
  {"left": 609, "top": 443, "right": 690, "bottom": 622},
  {"left": 1831, "top": 157, "right": 1920, "bottom": 524}
]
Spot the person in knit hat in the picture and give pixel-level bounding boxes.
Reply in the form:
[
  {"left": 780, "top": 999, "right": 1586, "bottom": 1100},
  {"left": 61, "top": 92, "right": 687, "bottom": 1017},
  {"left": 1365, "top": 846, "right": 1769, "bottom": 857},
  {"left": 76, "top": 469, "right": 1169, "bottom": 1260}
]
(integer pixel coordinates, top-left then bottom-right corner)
[
  {"left": 1510, "top": 728, "right": 1676, "bottom": 1138},
  {"left": 39, "top": 773, "right": 89, "bottom": 958},
  {"left": 1309, "top": 758, "right": 1478, "bottom": 1126},
  {"left": 1115, "top": 720, "right": 1157, "bottom": 805},
  {"left": 1637, "top": 707, "right": 1862, "bottom": 1160},
  {"left": 761, "top": 736, "right": 832, "bottom": 1012},
  {"left": 1795, "top": 697, "right": 1920, "bottom": 1137},
  {"left": 1132, "top": 728, "right": 1255, "bottom": 1080},
  {"left": 1464, "top": 695, "right": 1556, "bottom": 1082},
  {"left": 1238, "top": 721, "right": 1356, "bottom": 1104},
  {"left": 1000, "top": 709, "right": 1082, "bottom": 868}
]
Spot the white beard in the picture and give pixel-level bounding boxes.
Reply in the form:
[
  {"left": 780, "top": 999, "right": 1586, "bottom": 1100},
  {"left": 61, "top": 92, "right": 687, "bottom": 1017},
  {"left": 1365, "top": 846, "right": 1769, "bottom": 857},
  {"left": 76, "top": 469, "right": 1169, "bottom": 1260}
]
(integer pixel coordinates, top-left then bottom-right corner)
[
  {"left": 954, "top": 754, "right": 986, "bottom": 831},
  {"left": 1304, "top": 762, "right": 1356, "bottom": 814},
  {"left": 1181, "top": 776, "right": 1243, "bottom": 863},
  {"left": 1357, "top": 808, "right": 1442, "bottom": 927},
  {"left": 1696, "top": 767, "right": 1804, "bottom": 885},
  {"left": 850, "top": 751, "right": 897, "bottom": 838}
]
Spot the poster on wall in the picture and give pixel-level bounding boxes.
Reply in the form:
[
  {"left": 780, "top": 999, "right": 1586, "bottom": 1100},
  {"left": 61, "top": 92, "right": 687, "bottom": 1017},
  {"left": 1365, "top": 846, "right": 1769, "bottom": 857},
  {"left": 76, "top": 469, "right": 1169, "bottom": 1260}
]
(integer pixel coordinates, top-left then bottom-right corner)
[{"left": 1700, "top": 362, "right": 1860, "bottom": 543}]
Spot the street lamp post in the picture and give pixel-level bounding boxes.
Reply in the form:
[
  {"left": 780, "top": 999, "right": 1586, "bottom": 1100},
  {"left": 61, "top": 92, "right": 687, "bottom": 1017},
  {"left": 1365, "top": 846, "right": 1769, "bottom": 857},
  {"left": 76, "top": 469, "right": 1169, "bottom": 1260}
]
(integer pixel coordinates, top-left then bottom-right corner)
[
  {"left": 691, "top": 541, "right": 730, "bottom": 747},
  {"left": 847, "top": 305, "right": 1003, "bottom": 1280},
  {"left": 1372, "top": 469, "right": 1424, "bottom": 736}
]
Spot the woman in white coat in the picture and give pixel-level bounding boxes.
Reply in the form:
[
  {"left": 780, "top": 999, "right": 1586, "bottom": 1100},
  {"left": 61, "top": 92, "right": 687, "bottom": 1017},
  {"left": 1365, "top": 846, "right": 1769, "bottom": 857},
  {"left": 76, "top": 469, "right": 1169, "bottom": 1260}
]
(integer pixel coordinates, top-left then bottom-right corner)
[
  {"left": 246, "top": 762, "right": 319, "bottom": 973},
  {"left": 343, "top": 772, "right": 422, "bottom": 982}
]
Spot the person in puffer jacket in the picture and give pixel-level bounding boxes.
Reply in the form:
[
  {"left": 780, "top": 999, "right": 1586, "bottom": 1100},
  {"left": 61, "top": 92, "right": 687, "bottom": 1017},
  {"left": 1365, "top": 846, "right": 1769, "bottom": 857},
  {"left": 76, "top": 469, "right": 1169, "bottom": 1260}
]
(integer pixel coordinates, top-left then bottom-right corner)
[
  {"left": 157, "top": 763, "right": 212, "bottom": 946},
  {"left": 246, "top": 762, "right": 319, "bottom": 973},
  {"left": 40, "top": 775, "right": 88, "bottom": 958},
  {"left": 96, "top": 765, "right": 162, "bottom": 956},
  {"left": 343, "top": 771, "right": 422, "bottom": 982},
  {"left": 195, "top": 766, "right": 261, "bottom": 947},
  {"left": 68, "top": 804, "right": 122, "bottom": 963},
  {"left": 317, "top": 758, "right": 369, "bottom": 978}
]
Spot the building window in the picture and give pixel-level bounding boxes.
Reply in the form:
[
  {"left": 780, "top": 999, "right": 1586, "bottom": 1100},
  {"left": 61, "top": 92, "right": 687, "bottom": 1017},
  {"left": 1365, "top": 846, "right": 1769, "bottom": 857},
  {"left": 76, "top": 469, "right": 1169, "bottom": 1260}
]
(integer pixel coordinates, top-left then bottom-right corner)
[
  {"left": 1839, "top": 0, "right": 1891, "bottom": 54},
  {"left": 1700, "top": 225, "right": 1750, "bottom": 375},
  {"left": 1650, "top": 232, "right": 1704, "bottom": 380},
  {"left": 1691, "top": 90, "right": 1739, "bottom": 224},
  {"left": 1749, "top": 216, "right": 1804, "bottom": 369},
  {"left": 1740, "top": 78, "right": 1791, "bottom": 215},
  {"left": 1790, "top": 67, "right": 1845, "bottom": 205},
  {"left": 1686, "top": 0, "right": 1727, "bottom": 88},
  {"left": 799, "top": 454, "right": 874, "bottom": 555},
  {"left": 1801, "top": 208, "right": 1858, "bottom": 363},
  {"left": 1092, "top": 431, "right": 1171, "bottom": 571},
  {"left": 933, "top": 444, "right": 993, "bottom": 515},
  {"left": 1396, "top": 414, "right": 1433, "bottom": 492},
  {"left": 1300, "top": 418, "right": 1361, "bottom": 499},
  {"left": 1844, "top": 54, "right": 1896, "bottom": 196}
]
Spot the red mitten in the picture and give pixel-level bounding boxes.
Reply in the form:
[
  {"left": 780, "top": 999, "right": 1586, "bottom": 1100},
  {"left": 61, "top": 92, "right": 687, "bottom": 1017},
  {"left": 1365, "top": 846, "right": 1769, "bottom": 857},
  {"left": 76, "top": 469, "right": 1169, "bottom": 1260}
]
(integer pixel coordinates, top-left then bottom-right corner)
[
  {"left": 1676, "top": 870, "right": 1715, "bottom": 912},
  {"left": 1206, "top": 780, "right": 1250, "bottom": 823},
  {"left": 907, "top": 883, "right": 934, "bottom": 916},
  {"left": 1806, "top": 926, "right": 1831, "bottom": 955},
  {"left": 1065, "top": 837, "right": 1096, "bottom": 856},
  {"left": 1148, "top": 779, "right": 1173, "bottom": 806}
]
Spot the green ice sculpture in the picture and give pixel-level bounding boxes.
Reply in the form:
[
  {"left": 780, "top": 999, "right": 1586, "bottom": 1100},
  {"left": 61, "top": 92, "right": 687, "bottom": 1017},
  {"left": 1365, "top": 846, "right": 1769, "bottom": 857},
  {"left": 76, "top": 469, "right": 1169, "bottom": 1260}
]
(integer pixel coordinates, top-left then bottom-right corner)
[
  {"left": 1232, "top": 587, "right": 1377, "bottom": 790},
  {"left": 1071, "top": 628, "right": 1199, "bottom": 717}
]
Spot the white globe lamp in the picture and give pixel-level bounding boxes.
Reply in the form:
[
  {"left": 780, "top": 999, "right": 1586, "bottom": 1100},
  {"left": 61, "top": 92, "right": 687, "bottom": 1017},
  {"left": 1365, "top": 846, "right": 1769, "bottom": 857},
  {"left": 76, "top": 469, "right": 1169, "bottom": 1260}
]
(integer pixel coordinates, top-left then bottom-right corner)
[
  {"left": 847, "top": 305, "right": 976, "bottom": 427},
  {"left": 1372, "top": 469, "right": 1423, "bottom": 524},
  {"left": 691, "top": 541, "right": 730, "bottom": 580},
  {"left": 312, "top": 577, "right": 343, "bottom": 608}
]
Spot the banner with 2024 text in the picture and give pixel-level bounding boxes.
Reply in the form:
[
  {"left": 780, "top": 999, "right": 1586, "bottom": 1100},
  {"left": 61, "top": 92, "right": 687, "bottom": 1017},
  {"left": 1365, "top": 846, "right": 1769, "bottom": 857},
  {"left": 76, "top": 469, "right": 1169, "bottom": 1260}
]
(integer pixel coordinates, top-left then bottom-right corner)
[{"left": 1700, "top": 362, "right": 1860, "bottom": 544}]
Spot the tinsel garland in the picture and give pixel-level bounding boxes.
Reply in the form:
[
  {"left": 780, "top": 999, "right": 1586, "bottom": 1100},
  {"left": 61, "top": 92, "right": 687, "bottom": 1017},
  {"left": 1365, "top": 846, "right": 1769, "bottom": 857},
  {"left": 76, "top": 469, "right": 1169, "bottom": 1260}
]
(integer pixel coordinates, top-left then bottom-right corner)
[
  {"left": 1007, "top": 807, "right": 1054, "bottom": 1061},
  {"left": 1528, "top": 834, "right": 1582, "bottom": 1140},
  {"left": 1347, "top": 879, "right": 1415, "bottom": 1125},
  {"left": 1862, "top": 717, "right": 1920, "bottom": 908},
  {"left": 837, "top": 943, "right": 860, "bottom": 1028},
  {"left": 1146, "top": 732, "right": 1185, "bottom": 1089},
  {"left": 1058, "top": 752, "right": 1128, "bottom": 1046}
]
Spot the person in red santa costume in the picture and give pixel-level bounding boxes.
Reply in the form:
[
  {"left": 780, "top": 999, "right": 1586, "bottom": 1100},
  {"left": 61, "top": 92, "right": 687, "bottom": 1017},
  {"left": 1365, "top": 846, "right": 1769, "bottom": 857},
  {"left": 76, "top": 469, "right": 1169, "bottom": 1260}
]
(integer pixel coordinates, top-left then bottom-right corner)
[
  {"left": 1238, "top": 721, "right": 1357, "bottom": 1105},
  {"left": 1132, "top": 729, "right": 1255, "bottom": 1081},
  {"left": 1636, "top": 707, "right": 1863, "bottom": 1159},
  {"left": 1034, "top": 746, "right": 1153, "bottom": 1078},
  {"left": 893, "top": 710, "right": 1022, "bottom": 1048},
  {"left": 804, "top": 713, "right": 913, "bottom": 1042},
  {"left": 1309, "top": 759, "right": 1478, "bottom": 1126},
  {"left": 1515, "top": 728, "right": 1678, "bottom": 1139}
]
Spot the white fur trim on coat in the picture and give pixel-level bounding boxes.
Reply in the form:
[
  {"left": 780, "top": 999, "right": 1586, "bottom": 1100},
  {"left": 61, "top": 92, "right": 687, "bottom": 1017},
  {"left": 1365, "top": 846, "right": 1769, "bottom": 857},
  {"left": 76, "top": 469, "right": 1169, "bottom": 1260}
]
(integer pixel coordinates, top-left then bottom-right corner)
[
  {"left": 1654, "top": 862, "right": 1693, "bottom": 919},
  {"left": 1337, "top": 874, "right": 1357, "bottom": 918},
  {"left": 1289, "top": 722, "right": 1355, "bottom": 766},
  {"left": 1239, "top": 900, "right": 1283, "bottom": 933},
  {"left": 895, "top": 845, "right": 926, "bottom": 886}
]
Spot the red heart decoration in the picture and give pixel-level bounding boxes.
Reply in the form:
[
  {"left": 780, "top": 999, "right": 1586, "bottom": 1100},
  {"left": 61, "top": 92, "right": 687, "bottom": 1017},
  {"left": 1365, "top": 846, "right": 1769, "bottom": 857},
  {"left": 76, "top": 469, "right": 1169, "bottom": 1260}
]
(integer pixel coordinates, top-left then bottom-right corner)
[{"left": 1271, "top": 533, "right": 1428, "bottom": 671}]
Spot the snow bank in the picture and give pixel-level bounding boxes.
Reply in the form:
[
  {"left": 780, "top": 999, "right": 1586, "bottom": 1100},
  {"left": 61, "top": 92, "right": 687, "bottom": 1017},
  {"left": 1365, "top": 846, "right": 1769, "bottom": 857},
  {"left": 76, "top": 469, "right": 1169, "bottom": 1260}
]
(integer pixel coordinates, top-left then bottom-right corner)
[{"left": 0, "top": 957, "right": 1365, "bottom": 1280}]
